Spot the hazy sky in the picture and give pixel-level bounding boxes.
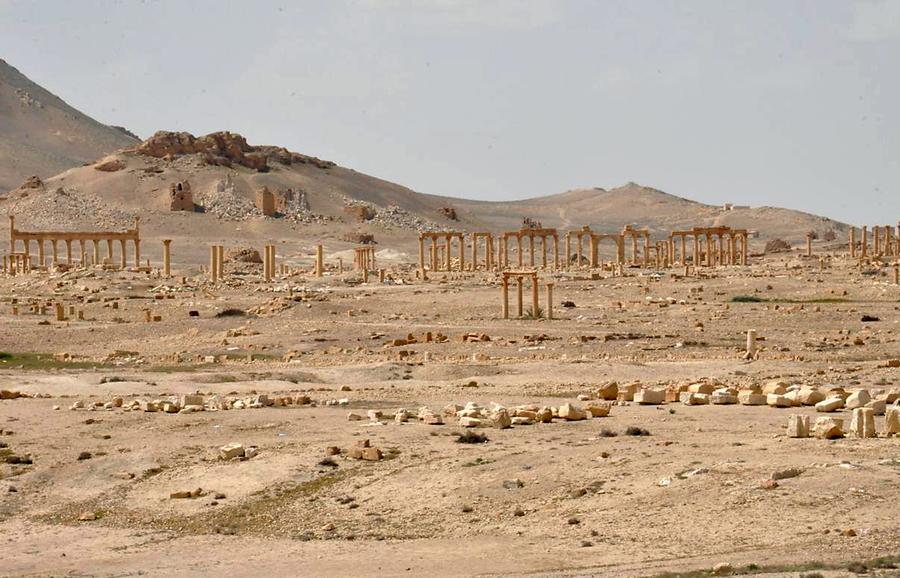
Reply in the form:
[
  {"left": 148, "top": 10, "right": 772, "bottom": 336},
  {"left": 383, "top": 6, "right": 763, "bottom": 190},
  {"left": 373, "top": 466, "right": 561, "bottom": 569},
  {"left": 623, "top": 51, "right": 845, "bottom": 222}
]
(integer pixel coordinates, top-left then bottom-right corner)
[{"left": 1, "top": 0, "right": 897, "bottom": 224}]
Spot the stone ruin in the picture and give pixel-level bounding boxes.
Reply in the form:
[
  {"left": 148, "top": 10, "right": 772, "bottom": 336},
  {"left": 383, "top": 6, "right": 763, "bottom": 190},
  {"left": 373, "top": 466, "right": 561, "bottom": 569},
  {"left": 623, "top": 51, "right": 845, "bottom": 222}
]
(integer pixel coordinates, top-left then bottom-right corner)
[{"left": 168, "top": 181, "right": 194, "bottom": 212}]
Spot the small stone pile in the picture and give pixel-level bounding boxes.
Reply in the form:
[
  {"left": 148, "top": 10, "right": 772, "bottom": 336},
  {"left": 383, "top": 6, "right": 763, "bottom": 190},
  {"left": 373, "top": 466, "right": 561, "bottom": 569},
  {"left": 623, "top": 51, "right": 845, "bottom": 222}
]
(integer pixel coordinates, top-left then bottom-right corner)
[
  {"left": 342, "top": 198, "right": 446, "bottom": 232},
  {"left": 68, "top": 393, "right": 312, "bottom": 414}
]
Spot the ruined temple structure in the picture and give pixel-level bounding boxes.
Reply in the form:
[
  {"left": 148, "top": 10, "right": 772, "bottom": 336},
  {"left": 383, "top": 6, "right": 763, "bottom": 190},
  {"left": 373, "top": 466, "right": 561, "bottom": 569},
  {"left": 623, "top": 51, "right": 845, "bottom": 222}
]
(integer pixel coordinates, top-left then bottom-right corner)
[
  {"left": 499, "top": 227, "right": 560, "bottom": 270},
  {"left": 354, "top": 245, "right": 376, "bottom": 272},
  {"left": 849, "top": 224, "right": 900, "bottom": 259},
  {"left": 669, "top": 226, "right": 748, "bottom": 266},
  {"left": 5, "top": 215, "right": 142, "bottom": 272},
  {"left": 169, "top": 181, "right": 194, "bottom": 211},
  {"left": 499, "top": 270, "right": 554, "bottom": 320},
  {"left": 255, "top": 187, "right": 276, "bottom": 217},
  {"left": 565, "top": 226, "right": 625, "bottom": 269},
  {"left": 621, "top": 225, "right": 651, "bottom": 266},
  {"left": 418, "top": 232, "right": 466, "bottom": 274}
]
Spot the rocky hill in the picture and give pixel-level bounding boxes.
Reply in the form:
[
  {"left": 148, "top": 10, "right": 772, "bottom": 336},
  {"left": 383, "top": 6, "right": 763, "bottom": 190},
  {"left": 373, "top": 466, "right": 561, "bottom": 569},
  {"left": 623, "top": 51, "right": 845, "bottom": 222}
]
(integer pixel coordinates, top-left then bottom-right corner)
[
  {"left": 0, "top": 128, "right": 848, "bottom": 251},
  {"left": 0, "top": 59, "right": 139, "bottom": 193}
]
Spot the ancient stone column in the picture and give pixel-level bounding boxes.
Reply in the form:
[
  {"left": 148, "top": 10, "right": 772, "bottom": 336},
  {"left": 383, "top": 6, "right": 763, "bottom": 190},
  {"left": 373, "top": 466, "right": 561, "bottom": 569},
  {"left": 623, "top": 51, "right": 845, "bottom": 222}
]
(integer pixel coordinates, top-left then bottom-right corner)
[
  {"left": 458, "top": 236, "right": 465, "bottom": 271},
  {"left": 531, "top": 275, "right": 539, "bottom": 317},
  {"left": 746, "top": 329, "right": 757, "bottom": 359},
  {"left": 849, "top": 227, "right": 856, "bottom": 257},
  {"left": 316, "top": 244, "right": 324, "bottom": 277},
  {"left": 51, "top": 240, "right": 59, "bottom": 266},
  {"left": 741, "top": 234, "right": 748, "bottom": 265},
  {"left": 218, "top": 245, "right": 226, "bottom": 280},
  {"left": 163, "top": 240, "right": 172, "bottom": 277},
  {"left": 577, "top": 235, "right": 585, "bottom": 268},
  {"left": 539, "top": 236, "right": 547, "bottom": 269},
  {"left": 516, "top": 235, "right": 523, "bottom": 268},
  {"left": 861, "top": 226, "right": 868, "bottom": 257},
  {"left": 444, "top": 236, "right": 452, "bottom": 271},
  {"left": 516, "top": 277, "right": 524, "bottom": 317},
  {"left": 643, "top": 234, "right": 650, "bottom": 268},
  {"left": 546, "top": 282, "right": 554, "bottom": 320},
  {"left": 589, "top": 236, "right": 598, "bottom": 268},
  {"left": 119, "top": 240, "right": 127, "bottom": 269},
  {"left": 501, "top": 277, "right": 509, "bottom": 319},
  {"left": 210, "top": 245, "right": 219, "bottom": 283},
  {"left": 564, "top": 234, "right": 571, "bottom": 270},
  {"left": 55, "top": 303, "right": 65, "bottom": 322},
  {"left": 553, "top": 235, "right": 559, "bottom": 270},
  {"left": 65, "top": 239, "right": 73, "bottom": 265},
  {"left": 806, "top": 233, "right": 813, "bottom": 257},
  {"left": 37, "top": 240, "right": 45, "bottom": 268},
  {"left": 528, "top": 235, "right": 535, "bottom": 267},
  {"left": 92, "top": 240, "right": 100, "bottom": 266},
  {"left": 134, "top": 239, "right": 141, "bottom": 269},
  {"left": 471, "top": 235, "right": 478, "bottom": 271}
]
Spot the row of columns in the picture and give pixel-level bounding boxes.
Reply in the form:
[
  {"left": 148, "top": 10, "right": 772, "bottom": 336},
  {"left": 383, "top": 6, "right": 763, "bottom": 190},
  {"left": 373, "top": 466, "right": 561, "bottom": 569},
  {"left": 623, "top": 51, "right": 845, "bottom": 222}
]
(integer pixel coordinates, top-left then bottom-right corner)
[
  {"left": 499, "top": 232, "right": 560, "bottom": 270},
  {"left": 7, "top": 237, "right": 140, "bottom": 270},
  {"left": 669, "top": 230, "right": 748, "bottom": 267},
  {"left": 850, "top": 225, "right": 900, "bottom": 258},
  {"left": 500, "top": 272, "right": 554, "bottom": 320}
]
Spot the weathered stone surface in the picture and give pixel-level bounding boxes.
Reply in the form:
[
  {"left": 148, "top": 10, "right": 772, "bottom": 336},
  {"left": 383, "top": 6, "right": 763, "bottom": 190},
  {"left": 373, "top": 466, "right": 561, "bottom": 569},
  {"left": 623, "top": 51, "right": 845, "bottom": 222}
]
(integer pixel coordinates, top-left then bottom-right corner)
[
  {"left": 815, "top": 397, "right": 844, "bottom": 412},
  {"left": 797, "top": 388, "right": 825, "bottom": 406},
  {"left": 558, "top": 403, "right": 586, "bottom": 421},
  {"left": 597, "top": 382, "right": 618, "bottom": 400},
  {"left": 585, "top": 402, "right": 611, "bottom": 417},
  {"left": 845, "top": 390, "right": 871, "bottom": 410},
  {"left": 847, "top": 407, "right": 876, "bottom": 438},
  {"left": 814, "top": 416, "right": 844, "bottom": 439},
  {"left": 762, "top": 381, "right": 788, "bottom": 395},
  {"left": 634, "top": 388, "right": 665, "bottom": 405},
  {"left": 680, "top": 392, "right": 709, "bottom": 405},
  {"left": 766, "top": 393, "right": 792, "bottom": 408},
  {"left": 884, "top": 407, "right": 900, "bottom": 436},
  {"left": 865, "top": 398, "right": 886, "bottom": 416},
  {"left": 738, "top": 390, "right": 766, "bottom": 405},
  {"left": 787, "top": 414, "right": 810, "bottom": 438},
  {"left": 219, "top": 443, "right": 245, "bottom": 460},
  {"left": 711, "top": 388, "right": 738, "bottom": 405}
]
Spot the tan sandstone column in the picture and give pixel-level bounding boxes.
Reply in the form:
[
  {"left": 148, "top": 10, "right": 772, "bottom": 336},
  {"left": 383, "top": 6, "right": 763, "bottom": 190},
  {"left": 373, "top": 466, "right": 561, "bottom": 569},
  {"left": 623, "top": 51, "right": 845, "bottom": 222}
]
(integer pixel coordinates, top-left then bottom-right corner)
[
  {"left": 316, "top": 244, "right": 324, "bottom": 277},
  {"left": 849, "top": 227, "right": 856, "bottom": 257},
  {"left": 546, "top": 282, "right": 553, "bottom": 320},
  {"left": 516, "top": 277, "right": 523, "bottom": 317},
  {"left": 210, "top": 245, "right": 219, "bottom": 283},
  {"left": 162, "top": 240, "right": 172, "bottom": 277},
  {"left": 501, "top": 276, "right": 509, "bottom": 319},
  {"left": 861, "top": 226, "right": 868, "bottom": 257}
]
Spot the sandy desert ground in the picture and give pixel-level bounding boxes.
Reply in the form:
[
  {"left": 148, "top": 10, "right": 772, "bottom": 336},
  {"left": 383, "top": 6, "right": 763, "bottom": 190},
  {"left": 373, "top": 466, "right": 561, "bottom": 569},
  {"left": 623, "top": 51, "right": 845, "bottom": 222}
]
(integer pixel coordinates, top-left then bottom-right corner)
[{"left": 1, "top": 246, "right": 899, "bottom": 578}]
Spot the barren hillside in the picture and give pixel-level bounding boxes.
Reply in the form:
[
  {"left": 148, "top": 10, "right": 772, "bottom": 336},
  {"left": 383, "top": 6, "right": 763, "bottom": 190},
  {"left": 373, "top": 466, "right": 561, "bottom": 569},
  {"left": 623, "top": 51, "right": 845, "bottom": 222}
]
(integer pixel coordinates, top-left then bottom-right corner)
[{"left": 0, "top": 59, "right": 138, "bottom": 193}]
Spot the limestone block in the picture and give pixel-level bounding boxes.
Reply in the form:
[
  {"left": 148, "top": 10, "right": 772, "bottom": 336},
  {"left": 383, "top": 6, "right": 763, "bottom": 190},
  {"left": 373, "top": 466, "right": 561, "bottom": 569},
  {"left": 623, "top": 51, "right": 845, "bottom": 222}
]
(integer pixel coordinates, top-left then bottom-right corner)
[
  {"left": 180, "top": 394, "right": 204, "bottom": 407},
  {"left": 597, "top": 382, "right": 618, "bottom": 400},
  {"left": 585, "top": 402, "right": 611, "bottom": 417},
  {"left": 635, "top": 388, "right": 666, "bottom": 405},
  {"left": 219, "top": 443, "right": 245, "bottom": 460},
  {"left": 767, "top": 394, "right": 792, "bottom": 408},
  {"left": 459, "top": 417, "right": 483, "bottom": 427},
  {"left": 815, "top": 397, "right": 845, "bottom": 412},
  {"left": 787, "top": 414, "right": 810, "bottom": 438},
  {"left": 680, "top": 392, "right": 709, "bottom": 405},
  {"left": 511, "top": 417, "right": 534, "bottom": 426},
  {"left": 361, "top": 447, "right": 383, "bottom": 461},
  {"left": 558, "top": 403, "right": 586, "bottom": 421},
  {"left": 711, "top": 389, "right": 738, "bottom": 405},
  {"left": 617, "top": 383, "right": 639, "bottom": 401},
  {"left": 848, "top": 408, "right": 876, "bottom": 438},
  {"left": 797, "top": 388, "right": 825, "bottom": 406},
  {"left": 687, "top": 382, "right": 715, "bottom": 395},
  {"left": 883, "top": 407, "right": 900, "bottom": 436},
  {"left": 762, "top": 381, "right": 788, "bottom": 395},
  {"left": 814, "top": 417, "right": 844, "bottom": 439},
  {"left": 738, "top": 390, "right": 767, "bottom": 405},
  {"left": 865, "top": 399, "right": 886, "bottom": 416},
  {"left": 783, "top": 390, "right": 803, "bottom": 407},
  {"left": 536, "top": 407, "right": 553, "bottom": 423},
  {"left": 845, "top": 390, "right": 871, "bottom": 410},
  {"left": 493, "top": 409, "right": 512, "bottom": 429}
]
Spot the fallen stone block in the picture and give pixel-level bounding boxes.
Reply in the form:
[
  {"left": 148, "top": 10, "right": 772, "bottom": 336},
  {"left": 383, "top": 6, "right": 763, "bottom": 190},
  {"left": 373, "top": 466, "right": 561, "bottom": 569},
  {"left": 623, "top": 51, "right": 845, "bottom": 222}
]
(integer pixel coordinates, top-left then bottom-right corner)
[
  {"left": 797, "top": 388, "right": 825, "bottom": 406},
  {"left": 884, "top": 407, "right": 900, "bottom": 436},
  {"left": 597, "top": 382, "right": 618, "bottom": 400},
  {"left": 558, "top": 403, "right": 587, "bottom": 421},
  {"left": 634, "top": 388, "right": 666, "bottom": 405},
  {"left": 585, "top": 402, "right": 611, "bottom": 417},
  {"left": 680, "top": 392, "right": 709, "bottom": 405},
  {"left": 687, "top": 382, "right": 715, "bottom": 395},
  {"left": 814, "top": 416, "right": 844, "bottom": 439},
  {"left": 865, "top": 398, "right": 886, "bottom": 416},
  {"left": 738, "top": 390, "right": 766, "bottom": 406},
  {"left": 219, "top": 443, "right": 245, "bottom": 460},
  {"left": 787, "top": 414, "right": 810, "bottom": 438},
  {"left": 815, "top": 397, "right": 844, "bottom": 412},
  {"left": 762, "top": 381, "right": 788, "bottom": 395},
  {"left": 459, "top": 417, "right": 483, "bottom": 428},
  {"left": 848, "top": 407, "right": 876, "bottom": 438},
  {"left": 711, "top": 389, "right": 738, "bottom": 405},
  {"left": 766, "top": 394, "right": 792, "bottom": 408},
  {"left": 493, "top": 409, "right": 512, "bottom": 429},
  {"left": 845, "top": 390, "right": 871, "bottom": 410}
]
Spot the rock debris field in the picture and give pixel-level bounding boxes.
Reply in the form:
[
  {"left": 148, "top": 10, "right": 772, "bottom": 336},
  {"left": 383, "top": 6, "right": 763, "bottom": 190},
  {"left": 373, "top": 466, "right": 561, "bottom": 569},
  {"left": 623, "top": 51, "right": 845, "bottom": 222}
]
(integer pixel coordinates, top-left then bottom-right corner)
[{"left": 1, "top": 249, "right": 900, "bottom": 578}]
